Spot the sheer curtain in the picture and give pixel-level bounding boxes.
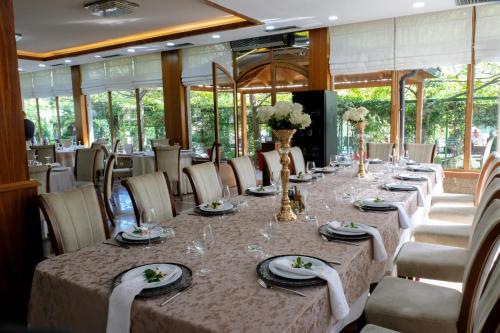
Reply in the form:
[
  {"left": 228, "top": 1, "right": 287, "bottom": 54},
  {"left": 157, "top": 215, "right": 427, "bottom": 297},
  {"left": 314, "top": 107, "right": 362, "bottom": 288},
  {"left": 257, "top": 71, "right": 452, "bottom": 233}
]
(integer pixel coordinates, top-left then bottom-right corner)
[
  {"left": 475, "top": 4, "right": 500, "bottom": 63},
  {"left": 51, "top": 67, "right": 73, "bottom": 96},
  {"left": 81, "top": 62, "right": 107, "bottom": 95},
  {"left": 32, "top": 70, "right": 53, "bottom": 98},
  {"left": 133, "top": 53, "right": 162, "bottom": 88},
  {"left": 105, "top": 57, "right": 133, "bottom": 91},
  {"left": 182, "top": 43, "right": 233, "bottom": 86},
  {"left": 20, "top": 73, "right": 34, "bottom": 99}
]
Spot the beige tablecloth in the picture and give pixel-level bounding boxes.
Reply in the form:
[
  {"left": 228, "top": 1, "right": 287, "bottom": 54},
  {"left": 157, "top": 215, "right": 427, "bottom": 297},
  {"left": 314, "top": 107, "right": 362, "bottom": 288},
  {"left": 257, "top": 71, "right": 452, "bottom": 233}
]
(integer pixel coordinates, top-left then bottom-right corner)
[
  {"left": 29, "top": 164, "right": 440, "bottom": 333},
  {"left": 131, "top": 150, "right": 193, "bottom": 194}
]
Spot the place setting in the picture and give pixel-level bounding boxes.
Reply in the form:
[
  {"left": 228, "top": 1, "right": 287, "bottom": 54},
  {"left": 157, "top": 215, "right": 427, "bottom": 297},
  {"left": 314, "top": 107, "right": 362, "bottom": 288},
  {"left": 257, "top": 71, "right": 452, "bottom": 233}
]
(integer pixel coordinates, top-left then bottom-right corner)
[
  {"left": 192, "top": 186, "right": 239, "bottom": 216},
  {"left": 289, "top": 171, "right": 314, "bottom": 183},
  {"left": 353, "top": 197, "right": 411, "bottom": 229},
  {"left": 381, "top": 182, "right": 425, "bottom": 207},
  {"left": 245, "top": 184, "right": 279, "bottom": 197}
]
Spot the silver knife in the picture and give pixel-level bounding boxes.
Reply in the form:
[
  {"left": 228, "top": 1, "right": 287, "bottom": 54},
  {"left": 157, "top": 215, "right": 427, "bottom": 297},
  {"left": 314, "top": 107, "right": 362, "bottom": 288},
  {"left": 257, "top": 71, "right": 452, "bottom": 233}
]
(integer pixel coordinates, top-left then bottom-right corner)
[{"left": 160, "top": 283, "right": 196, "bottom": 306}]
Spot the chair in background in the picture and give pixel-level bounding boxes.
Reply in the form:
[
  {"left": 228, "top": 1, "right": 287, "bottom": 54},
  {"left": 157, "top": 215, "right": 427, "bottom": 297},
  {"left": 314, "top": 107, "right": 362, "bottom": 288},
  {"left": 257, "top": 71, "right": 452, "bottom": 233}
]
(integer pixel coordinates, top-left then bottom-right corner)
[
  {"left": 122, "top": 172, "right": 176, "bottom": 225},
  {"left": 94, "top": 138, "right": 108, "bottom": 145},
  {"left": 112, "top": 139, "right": 120, "bottom": 153},
  {"left": 31, "top": 145, "right": 56, "bottom": 164},
  {"left": 229, "top": 156, "right": 257, "bottom": 195},
  {"left": 122, "top": 143, "right": 134, "bottom": 155},
  {"left": 59, "top": 138, "right": 73, "bottom": 148},
  {"left": 154, "top": 145, "right": 181, "bottom": 198},
  {"left": 289, "top": 146, "right": 305, "bottom": 175},
  {"left": 367, "top": 143, "right": 395, "bottom": 161},
  {"left": 151, "top": 138, "right": 170, "bottom": 147},
  {"left": 103, "top": 154, "right": 117, "bottom": 225},
  {"left": 210, "top": 142, "right": 221, "bottom": 163},
  {"left": 261, "top": 150, "right": 281, "bottom": 186},
  {"left": 90, "top": 142, "right": 109, "bottom": 176},
  {"left": 39, "top": 184, "right": 110, "bottom": 255},
  {"left": 29, "top": 165, "right": 51, "bottom": 194},
  {"left": 183, "top": 162, "right": 222, "bottom": 206},
  {"left": 74, "top": 148, "right": 98, "bottom": 186},
  {"left": 404, "top": 143, "right": 436, "bottom": 163}
]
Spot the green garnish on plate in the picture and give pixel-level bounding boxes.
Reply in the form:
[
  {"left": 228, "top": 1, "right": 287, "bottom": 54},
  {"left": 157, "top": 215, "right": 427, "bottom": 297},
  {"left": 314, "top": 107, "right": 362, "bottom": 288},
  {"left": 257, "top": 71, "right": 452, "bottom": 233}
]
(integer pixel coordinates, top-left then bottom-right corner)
[
  {"left": 256, "top": 185, "right": 265, "bottom": 192},
  {"left": 297, "top": 171, "right": 304, "bottom": 179},
  {"left": 204, "top": 201, "right": 222, "bottom": 209},
  {"left": 144, "top": 268, "right": 166, "bottom": 283},
  {"left": 345, "top": 222, "right": 358, "bottom": 229},
  {"left": 291, "top": 256, "right": 313, "bottom": 270},
  {"left": 374, "top": 197, "right": 384, "bottom": 203},
  {"left": 132, "top": 227, "right": 145, "bottom": 235}
]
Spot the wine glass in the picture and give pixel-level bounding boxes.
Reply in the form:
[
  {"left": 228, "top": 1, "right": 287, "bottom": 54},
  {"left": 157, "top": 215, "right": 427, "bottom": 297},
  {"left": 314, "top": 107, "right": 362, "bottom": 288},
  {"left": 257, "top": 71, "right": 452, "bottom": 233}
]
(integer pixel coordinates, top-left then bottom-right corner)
[
  {"left": 141, "top": 207, "right": 157, "bottom": 249},
  {"left": 306, "top": 161, "right": 316, "bottom": 175},
  {"left": 222, "top": 185, "right": 231, "bottom": 203},
  {"left": 329, "top": 154, "right": 337, "bottom": 167}
]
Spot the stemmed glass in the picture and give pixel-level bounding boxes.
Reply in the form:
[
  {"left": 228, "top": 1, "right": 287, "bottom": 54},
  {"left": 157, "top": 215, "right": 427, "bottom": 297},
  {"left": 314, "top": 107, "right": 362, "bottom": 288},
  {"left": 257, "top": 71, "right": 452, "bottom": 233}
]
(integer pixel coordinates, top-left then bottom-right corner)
[
  {"left": 141, "top": 207, "right": 157, "bottom": 250},
  {"left": 222, "top": 185, "right": 231, "bottom": 204},
  {"left": 195, "top": 223, "right": 215, "bottom": 275},
  {"left": 306, "top": 161, "right": 316, "bottom": 175},
  {"left": 259, "top": 216, "right": 276, "bottom": 257},
  {"left": 329, "top": 154, "right": 337, "bottom": 167}
]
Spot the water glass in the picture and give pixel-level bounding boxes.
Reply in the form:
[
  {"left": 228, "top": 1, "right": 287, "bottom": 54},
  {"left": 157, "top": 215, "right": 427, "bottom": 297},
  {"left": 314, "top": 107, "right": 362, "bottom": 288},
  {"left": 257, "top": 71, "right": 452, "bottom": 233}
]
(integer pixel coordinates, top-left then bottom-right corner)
[
  {"left": 141, "top": 207, "right": 157, "bottom": 249},
  {"left": 329, "top": 154, "right": 337, "bottom": 167},
  {"left": 223, "top": 185, "right": 231, "bottom": 203},
  {"left": 306, "top": 161, "right": 316, "bottom": 174}
]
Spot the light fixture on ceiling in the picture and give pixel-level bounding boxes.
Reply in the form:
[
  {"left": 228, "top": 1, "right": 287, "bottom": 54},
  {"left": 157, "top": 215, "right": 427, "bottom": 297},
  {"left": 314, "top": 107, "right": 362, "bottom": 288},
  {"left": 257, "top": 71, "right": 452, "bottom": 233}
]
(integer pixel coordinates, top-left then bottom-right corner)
[
  {"left": 18, "top": 68, "right": 23, "bottom": 71},
  {"left": 15, "top": 33, "right": 23, "bottom": 42},
  {"left": 64, "top": 59, "right": 72, "bottom": 63},
  {"left": 127, "top": 48, "right": 136, "bottom": 53},
  {"left": 166, "top": 42, "right": 175, "bottom": 47},
  {"left": 413, "top": 2, "right": 425, "bottom": 8},
  {"left": 328, "top": 15, "right": 338, "bottom": 21},
  {"left": 265, "top": 25, "right": 275, "bottom": 31},
  {"left": 94, "top": 55, "right": 102, "bottom": 58},
  {"left": 212, "top": 34, "right": 221, "bottom": 39},
  {"left": 84, "top": 0, "right": 139, "bottom": 17},
  {"left": 38, "top": 64, "right": 46, "bottom": 67}
]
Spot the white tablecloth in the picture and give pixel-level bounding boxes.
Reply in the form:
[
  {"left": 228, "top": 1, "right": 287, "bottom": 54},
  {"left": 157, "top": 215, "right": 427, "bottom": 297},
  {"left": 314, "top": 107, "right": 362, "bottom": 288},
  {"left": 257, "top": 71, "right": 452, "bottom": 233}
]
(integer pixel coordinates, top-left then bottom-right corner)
[
  {"left": 131, "top": 150, "right": 193, "bottom": 194},
  {"left": 50, "top": 169, "right": 75, "bottom": 193},
  {"left": 56, "top": 148, "right": 77, "bottom": 167}
]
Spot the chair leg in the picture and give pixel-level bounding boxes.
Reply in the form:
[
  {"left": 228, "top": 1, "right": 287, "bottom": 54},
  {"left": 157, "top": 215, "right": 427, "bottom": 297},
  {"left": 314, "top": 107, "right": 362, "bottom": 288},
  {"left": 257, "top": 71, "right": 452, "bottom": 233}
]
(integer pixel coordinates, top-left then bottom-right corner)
[{"left": 178, "top": 181, "right": 183, "bottom": 201}]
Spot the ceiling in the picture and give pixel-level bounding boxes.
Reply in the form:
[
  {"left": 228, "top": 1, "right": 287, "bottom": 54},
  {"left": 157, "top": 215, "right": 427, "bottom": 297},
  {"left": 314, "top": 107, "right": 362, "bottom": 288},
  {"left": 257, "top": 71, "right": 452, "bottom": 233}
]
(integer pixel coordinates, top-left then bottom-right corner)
[{"left": 17, "top": 0, "right": 463, "bottom": 73}]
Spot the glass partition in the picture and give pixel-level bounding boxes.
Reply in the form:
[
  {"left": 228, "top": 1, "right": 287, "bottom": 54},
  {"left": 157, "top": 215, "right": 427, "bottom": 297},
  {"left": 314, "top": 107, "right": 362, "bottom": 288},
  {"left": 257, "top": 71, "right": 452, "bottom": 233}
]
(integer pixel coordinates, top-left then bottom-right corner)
[
  {"left": 38, "top": 97, "right": 58, "bottom": 143},
  {"left": 140, "top": 88, "right": 165, "bottom": 150},
  {"left": 88, "top": 92, "right": 111, "bottom": 143},
  {"left": 58, "top": 96, "right": 75, "bottom": 139},
  {"left": 190, "top": 90, "right": 215, "bottom": 157}
]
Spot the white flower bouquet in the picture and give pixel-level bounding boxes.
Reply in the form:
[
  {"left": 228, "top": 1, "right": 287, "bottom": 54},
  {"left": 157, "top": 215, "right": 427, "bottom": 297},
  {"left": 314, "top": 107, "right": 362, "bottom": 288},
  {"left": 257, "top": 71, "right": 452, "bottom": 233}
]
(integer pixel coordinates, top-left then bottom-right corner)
[
  {"left": 342, "top": 107, "right": 369, "bottom": 123},
  {"left": 257, "top": 101, "right": 311, "bottom": 130}
]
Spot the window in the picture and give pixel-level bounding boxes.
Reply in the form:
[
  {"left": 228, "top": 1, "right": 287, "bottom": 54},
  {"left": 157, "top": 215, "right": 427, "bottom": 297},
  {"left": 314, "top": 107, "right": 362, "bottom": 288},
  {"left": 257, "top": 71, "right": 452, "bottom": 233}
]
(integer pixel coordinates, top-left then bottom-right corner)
[
  {"left": 24, "top": 98, "right": 39, "bottom": 142},
  {"left": 88, "top": 92, "right": 111, "bottom": 143},
  {"left": 190, "top": 90, "right": 215, "bottom": 157},
  {"left": 140, "top": 88, "right": 165, "bottom": 150},
  {"left": 38, "top": 97, "right": 58, "bottom": 143},
  {"left": 58, "top": 96, "right": 75, "bottom": 139},
  {"left": 111, "top": 90, "right": 138, "bottom": 150}
]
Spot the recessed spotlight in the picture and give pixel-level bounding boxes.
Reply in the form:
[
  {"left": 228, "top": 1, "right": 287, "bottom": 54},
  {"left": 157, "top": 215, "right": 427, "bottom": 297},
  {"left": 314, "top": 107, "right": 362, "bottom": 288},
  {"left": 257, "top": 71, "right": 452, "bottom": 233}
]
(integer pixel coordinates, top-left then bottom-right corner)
[
  {"left": 38, "top": 64, "right": 46, "bottom": 67},
  {"left": 413, "top": 2, "right": 425, "bottom": 8},
  {"left": 64, "top": 59, "right": 72, "bottom": 63},
  {"left": 166, "top": 42, "right": 175, "bottom": 47},
  {"left": 265, "top": 25, "right": 275, "bottom": 31},
  {"left": 328, "top": 15, "right": 338, "bottom": 21},
  {"left": 94, "top": 55, "right": 101, "bottom": 58},
  {"left": 18, "top": 68, "right": 23, "bottom": 71},
  {"left": 127, "top": 48, "right": 136, "bottom": 53},
  {"left": 212, "top": 34, "right": 221, "bottom": 39}
]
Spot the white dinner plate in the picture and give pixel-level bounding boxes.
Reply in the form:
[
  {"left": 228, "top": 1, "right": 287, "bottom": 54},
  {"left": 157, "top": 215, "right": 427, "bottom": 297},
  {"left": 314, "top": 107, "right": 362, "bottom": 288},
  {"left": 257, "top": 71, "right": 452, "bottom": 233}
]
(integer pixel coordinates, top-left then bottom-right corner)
[
  {"left": 397, "top": 174, "right": 425, "bottom": 180},
  {"left": 326, "top": 221, "right": 366, "bottom": 236},
  {"left": 199, "top": 201, "right": 233, "bottom": 212},
  {"left": 383, "top": 183, "right": 415, "bottom": 190},
  {"left": 289, "top": 174, "right": 313, "bottom": 182},
  {"left": 367, "top": 159, "right": 383, "bottom": 164},
  {"left": 51, "top": 166, "right": 70, "bottom": 172},
  {"left": 121, "top": 264, "right": 182, "bottom": 289},
  {"left": 361, "top": 198, "right": 390, "bottom": 208},
  {"left": 122, "top": 227, "right": 162, "bottom": 241},
  {"left": 312, "top": 167, "right": 335, "bottom": 173},
  {"left": 247, "top": 186, "right": 277, "bottom": 194},
  {"left": 269, "top": 256, "right": 325, "bottom": 280}
]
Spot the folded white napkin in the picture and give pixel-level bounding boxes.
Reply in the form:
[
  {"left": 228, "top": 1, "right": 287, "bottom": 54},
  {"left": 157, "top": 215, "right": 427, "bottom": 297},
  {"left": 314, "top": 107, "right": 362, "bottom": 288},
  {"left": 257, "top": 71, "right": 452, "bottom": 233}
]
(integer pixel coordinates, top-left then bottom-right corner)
[
  {"left": 427, "top": 166, "right": 443, "bottom": 184},
  {"left": 415, "top": 186, "right": 425, "bottom": 207},
  {"left": 272, "top": 258, "right": 350, "bottom": 320},
  {"left": 328, "top": 222, "right": 387, "bottom": 262},
  {"left": 106, "top": 276, "right": 147, "bottom": 333},
  {"left": 390, "top": 202, "right": 411, "bottom": 229}
]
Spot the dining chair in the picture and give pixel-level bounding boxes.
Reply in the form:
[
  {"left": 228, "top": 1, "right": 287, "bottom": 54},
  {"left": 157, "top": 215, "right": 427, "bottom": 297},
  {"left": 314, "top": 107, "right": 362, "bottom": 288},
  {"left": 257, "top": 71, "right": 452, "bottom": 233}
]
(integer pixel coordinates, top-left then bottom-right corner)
[
  {"left": 121, "top": 172, "right": 176, "bottom": 225},
  {"left": 404, "top": 143, "right": 436, "bottom": 163},
  {"left": 103, "top": 153, "right": 117, "bottom": 225},
  {"left": 228, "top": 156, "right": 257, "bottom": 195},
  {"left": 151, "top": 138, "right": 170, "bottom": 147},
  {"left": 396, "top": 177, "right": 500, "bottom": 283},
  {"left": 90, "top": 142, "right": 109, "bottom": 173},
  {"left": 123, "top": 143, "right": 134, "bottom": 155},
  {"left": 112, "top": 138, "right": 120, "bottom": 153},
  {"left": 261, "top": 150, "right": 281, "bottom": 186},
  {"left": 364, "top": 199, "right": 499, "bottom": 333},
  {"left": 153, "top": 145, "right": 181, "bottom": 198},
  {"left": 38, "top": 184, "right": 110, "bottom": 255},
  {"left": 289, "top": 146, "right": 305, "bottom": 175},
  {"left": 367, "top": 143, "right": 395, "bottom": 161},
  {"left": 74, "top": 148, "right": 99, "bottom": 186},
  {"left": 29, "top": 165, "right": 51, "bottom": 194},
  {"left": 183, "top": 162, "right": 222, "bottom": 206},
  {"left": 31, "top": 144, "right": 56, "bottom": 164},
  {"left": 59, "top": 138, "right": 73, "bottom": 148}
]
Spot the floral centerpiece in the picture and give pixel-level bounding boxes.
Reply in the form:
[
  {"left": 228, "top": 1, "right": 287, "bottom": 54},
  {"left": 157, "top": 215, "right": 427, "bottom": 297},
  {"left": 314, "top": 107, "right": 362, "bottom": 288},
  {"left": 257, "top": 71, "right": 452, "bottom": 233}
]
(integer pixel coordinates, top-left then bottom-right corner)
[
  {"left": 343, "top": 107, "right": 369, "bottom": 177},
  {"left": 257, "top": 102, "right": 311, "bottom": 222}
]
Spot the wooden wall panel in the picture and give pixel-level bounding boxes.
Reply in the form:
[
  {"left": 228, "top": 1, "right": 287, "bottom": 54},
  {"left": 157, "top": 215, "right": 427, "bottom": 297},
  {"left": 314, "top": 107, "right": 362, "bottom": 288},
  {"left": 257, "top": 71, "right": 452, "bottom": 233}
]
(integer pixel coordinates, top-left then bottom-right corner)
[
  {"left": 71, "top": 65, "right": 89, "bottom": 145},
  {"left": 308, "top": 28, "right": 332, "bottom": 91},
  {"left": 161, "top": 50, "right": 188, "bottom": 148}
]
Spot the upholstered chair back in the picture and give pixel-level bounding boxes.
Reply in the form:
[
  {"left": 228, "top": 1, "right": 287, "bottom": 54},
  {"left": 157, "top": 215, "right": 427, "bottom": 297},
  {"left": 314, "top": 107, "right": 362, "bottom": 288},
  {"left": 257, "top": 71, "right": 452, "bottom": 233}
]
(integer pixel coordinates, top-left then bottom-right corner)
[
  {"left": 151, "top": 138, "right": 170, "bottom": 147},
  {"left": 289, "top": 147, "right": 305, "bottom": 175},
  {"left": 184, "top": 162, "right": 222, "bottom": 205},
  {"left": 103, "top": 154, "right": 117, "bottom": 224},
  {"left": 367, "top": 143, "right": 395, "bottom": 161},
  {"left": 59, "top": 138, "right": 73, "bottom": 148},
  {"left": 29, "top": 165, "right": 51, "bottom": 194},
  {"left": 90, "top": 142, "right": 109, "bottom": 171},
  {"left": 39, "top": 185, "right": 109, "bottom": 255},
  {"left": 154, "top": 145, "right": 180, "bottom": 182},
  {"left": 122, "top": 172, "right": 176, "bottom": 224},
  {"left": 229, "top": 156, "right": 257, "bottom": 194},
  {"left": 476, "top": 154, "right": 500, "bottom": 205},
  {"left": 404, "top": 143, "right": 436, "bottom": 163},
  {"left": 261, "top": 150, "right": 281, "bottom": 185},
  {"left": 75, "top": 148, "right": 98, "bottom": 183},
  {"left": 32, "top": 145, "right": 56, "bottom": 163}
]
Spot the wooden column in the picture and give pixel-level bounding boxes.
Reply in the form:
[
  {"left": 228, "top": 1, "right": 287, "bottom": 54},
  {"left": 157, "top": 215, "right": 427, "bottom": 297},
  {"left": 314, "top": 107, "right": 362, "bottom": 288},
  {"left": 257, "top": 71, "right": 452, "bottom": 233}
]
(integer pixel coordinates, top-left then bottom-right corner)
[
  {"left": 241, "top": 93, "right": 248, "bottom": 155},
  {"left": 0, "top": 0, "right": 43, "bottom": 323},
  {"left": 415, "top": 82, "right": 424, "bottom": 144},
  {"left": 390, "top": 71, "right": 401, "bottom": 157},
  {"left": 308, "top": 28, "right": 332, "bottom": 91},
  {"left": 71, "top": 65, "right": 89, "bottom": 145},
  {"left": 464, "top": 6, "right": 476, "bottom": 170},
  {"left": 161, "top": 50, "right": 188, "bottom": 148}
]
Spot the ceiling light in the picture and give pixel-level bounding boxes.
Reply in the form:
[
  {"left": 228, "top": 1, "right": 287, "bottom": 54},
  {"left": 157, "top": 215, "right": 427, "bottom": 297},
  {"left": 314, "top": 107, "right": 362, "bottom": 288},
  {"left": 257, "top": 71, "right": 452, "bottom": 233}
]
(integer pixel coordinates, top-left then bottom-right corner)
[
  {"left": 94, "top": 55, "right": 102, "bottom": 58},
  {"left": 84, "top": 0, "right": 139, "bottom": 17},
  {"left": 413, "top": 2, "right": 425, "bottom": 8},
  {"left": 212, "top": 34, "right": 221, "bottom": 39},
  {"left": 18, "top": 68, "right": 23, "bottom": 71},
  {"left": 265, "top": 25, "right": 275, "bottom": 31},
  {"left": 64, "top": 59, "right": 72, "bottom": 63},
  {"left": 38, "top": 64, "right": 46, "bottom": 67},
  {"left": 15, "top": 33, "right": 22, "bottom": 42},
  {"left": 328, "top": 15, "right": 338, "bottom": 21},
  {"left": 166, "top": 42, "right": 175, "bottom": 47},
  {"left": 127, "top": 48, "right": 136, "bottom": 53}
]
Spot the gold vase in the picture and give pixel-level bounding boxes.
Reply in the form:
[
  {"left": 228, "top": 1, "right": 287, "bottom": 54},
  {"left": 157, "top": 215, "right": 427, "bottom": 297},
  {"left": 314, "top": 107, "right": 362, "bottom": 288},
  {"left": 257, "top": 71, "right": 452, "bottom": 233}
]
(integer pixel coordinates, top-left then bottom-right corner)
[
  {"left": 273, "top": 129, "right": 297, "bottom": 222},
  {"left": 355, "top": 122, "right": 367, "bottom": 178}
]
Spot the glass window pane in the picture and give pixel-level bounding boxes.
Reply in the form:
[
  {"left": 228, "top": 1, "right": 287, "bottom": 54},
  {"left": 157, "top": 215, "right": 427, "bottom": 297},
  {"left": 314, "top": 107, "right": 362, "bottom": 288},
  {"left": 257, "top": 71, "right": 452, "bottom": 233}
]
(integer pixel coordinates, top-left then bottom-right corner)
[
  {"left": 58, "top": 96, "right": 76, "bottom": 139},
  {"left": 111, "top": 90, "right": 138, "bottom": 150},
  {"left": 24, "top": 98, "right": 39, "bottom": 142},
  {"left": 190, "top": 90, "right": 215, "bottom": 157},
  {"left": 472, "top": 62, "right": 499, "bottom": 169},
  {"left": 140, "top": 88, "right": 165, "bottom": 150},
  {"left": 245, "top": 93, "right": 273, "bottom": 161},
  {"left": 38, "top": 97, "right": 58, "bottom": 143},
  {"left": 88, "top": 92, "right": 111, "bottom": 143}
]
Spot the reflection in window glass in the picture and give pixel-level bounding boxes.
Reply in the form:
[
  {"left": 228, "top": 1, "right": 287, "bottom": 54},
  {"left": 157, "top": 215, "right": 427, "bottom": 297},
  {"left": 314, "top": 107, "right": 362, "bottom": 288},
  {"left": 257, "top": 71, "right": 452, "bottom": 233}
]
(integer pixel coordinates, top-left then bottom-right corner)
[
  {"left": 24, "top": 99, "right": 39, "bottom": 142},
  {"left": 472, "top": 62, "right": 499, "bottom": 169},
  {"left": 58, "top": 96, "right": 75, "bottom": 139},
  {"left": 112, "top": 90, "right": 138, "bottom": 150},
  {"left": 140, "top": 88, "right": 165, "bottom": 150},
  {"left": 38, "top": 97, "right": 58, "bottom": 143},
  {"left": 423, "top": 65, "right": 467, "bottom": 169},
  {"left": 190, "top": 90, "right": 215, "bottom": 157},
  {"left": 88, "top": 92, "right": 111, "bottom": 142}
]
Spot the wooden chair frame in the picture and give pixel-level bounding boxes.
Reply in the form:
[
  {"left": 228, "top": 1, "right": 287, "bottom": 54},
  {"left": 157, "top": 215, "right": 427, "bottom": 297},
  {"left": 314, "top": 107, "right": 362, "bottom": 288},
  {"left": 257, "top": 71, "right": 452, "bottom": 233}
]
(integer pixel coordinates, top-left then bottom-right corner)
[
  {"left": 121, "top": 172, "right": 177, "bottom": 226},
  {"left": 153, "top": 146, "right": 182, "bottom": 199},
  {"left": 74, "top": 148, "right": 99, "bottom": 184},
  {"left": 103, "top": 154, "right": 117, "bottom": 225}
]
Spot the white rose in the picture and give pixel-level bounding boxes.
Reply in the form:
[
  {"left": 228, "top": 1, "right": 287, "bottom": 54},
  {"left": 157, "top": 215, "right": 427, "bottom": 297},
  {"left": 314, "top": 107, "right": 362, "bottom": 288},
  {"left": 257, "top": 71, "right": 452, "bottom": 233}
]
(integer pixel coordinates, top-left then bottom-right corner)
[
  {"left": 289, "top": 108, "right": 303, "bottom": 126},
  {"left": 300, "top": 113, "right": 311, "bottom": 128},
  {"left": 257, "top": 105, "right": 273, "bottom": 122}
]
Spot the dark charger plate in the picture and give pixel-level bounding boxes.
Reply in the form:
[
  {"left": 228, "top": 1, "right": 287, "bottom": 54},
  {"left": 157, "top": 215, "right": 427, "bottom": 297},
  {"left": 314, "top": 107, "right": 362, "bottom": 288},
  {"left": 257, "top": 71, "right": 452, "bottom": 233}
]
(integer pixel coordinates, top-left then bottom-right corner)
[
  {"left": 382, "top": 184, "right": 418, "bottom": 192},
  {"left": 257, "top": 255, "right": 332, "bottom": 288},
  {"left": 111, "top": 263, "right": 192, "bottom": 298},
  {"left": 318, "top": 224, "right": 372, "bottom": 241},
  {"left": 354, "top": 200, "right": 398, "bottom": 212},
  {"left": 115, "top": 232, "right": 163, "bottom": 245},
  {"left": 193, "top": 205, "right": 238, "bottom": 216},
  {"left": 245, "top": 189, "right": 278, "bottom": 197}
]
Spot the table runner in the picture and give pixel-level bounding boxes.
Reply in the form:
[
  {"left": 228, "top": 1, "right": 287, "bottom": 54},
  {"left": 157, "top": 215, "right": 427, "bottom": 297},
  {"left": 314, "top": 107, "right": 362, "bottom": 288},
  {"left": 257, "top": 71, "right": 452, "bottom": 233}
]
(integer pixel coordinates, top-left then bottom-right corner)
[{"left": 29, "top": 164, "right": 440, "bottom": 333}]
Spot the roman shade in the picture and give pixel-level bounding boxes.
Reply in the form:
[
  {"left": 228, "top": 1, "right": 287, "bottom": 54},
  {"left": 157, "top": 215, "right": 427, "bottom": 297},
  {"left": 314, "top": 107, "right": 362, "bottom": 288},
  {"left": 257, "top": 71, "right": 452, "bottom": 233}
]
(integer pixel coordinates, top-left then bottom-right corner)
[
  {"left": 475, "top": 3, "right": 500, "bottom": 63},
  {"left": 181, "top": 43, "right": 233, "bottom": 86}
]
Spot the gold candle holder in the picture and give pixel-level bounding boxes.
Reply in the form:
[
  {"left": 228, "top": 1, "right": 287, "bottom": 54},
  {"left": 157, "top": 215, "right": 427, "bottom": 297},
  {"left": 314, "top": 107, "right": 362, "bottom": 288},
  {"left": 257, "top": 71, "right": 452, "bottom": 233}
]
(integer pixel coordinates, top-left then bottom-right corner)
[
  {"left": 273, "top": 129, "right": 297, "bottom": 222},
  {"left": 355, "top": 121, "right": 367, "bottom": 178}
]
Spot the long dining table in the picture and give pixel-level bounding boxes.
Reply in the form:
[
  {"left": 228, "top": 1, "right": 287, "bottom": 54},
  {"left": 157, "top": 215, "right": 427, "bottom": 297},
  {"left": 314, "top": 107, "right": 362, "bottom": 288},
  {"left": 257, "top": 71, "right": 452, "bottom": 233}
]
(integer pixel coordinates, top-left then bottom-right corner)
[{"left": 28, "top": 163, "right": 442, "bottom": 333}]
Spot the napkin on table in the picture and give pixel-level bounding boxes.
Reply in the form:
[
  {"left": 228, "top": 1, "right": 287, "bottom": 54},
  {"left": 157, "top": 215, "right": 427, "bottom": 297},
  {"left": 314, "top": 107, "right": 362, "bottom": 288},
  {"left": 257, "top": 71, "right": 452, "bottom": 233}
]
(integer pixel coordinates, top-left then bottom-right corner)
[
  {"left": 272, "top": 258, "right": 350, "bottom": 320},
  {"left": 389, "top": 202, "right": 411, "bottom": 229}
]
